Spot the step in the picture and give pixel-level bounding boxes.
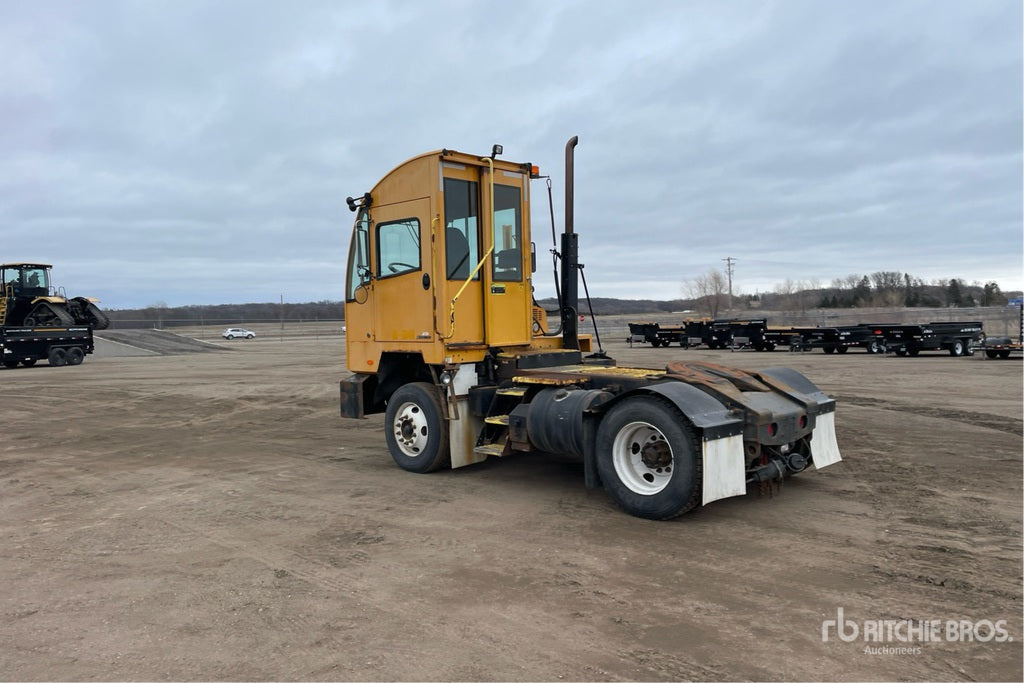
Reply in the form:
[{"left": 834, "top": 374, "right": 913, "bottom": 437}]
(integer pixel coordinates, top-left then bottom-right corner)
[
  {"left": 473, "top": 443, "right": 508, "bottom": 457},
  {"left": 484, "top": 414, "right": 509, "bottom": 426}
]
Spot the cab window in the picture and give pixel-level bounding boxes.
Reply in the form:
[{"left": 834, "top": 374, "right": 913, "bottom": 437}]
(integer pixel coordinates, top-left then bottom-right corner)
[
  {"left": 377, "top": 218, "right": 421, "bottom": 279},
  {"left": 493, "top": 184, "right": 522, "bottom": 282},
  {"left": 443, "top": 178, "right": 480, "bottom": 280}
]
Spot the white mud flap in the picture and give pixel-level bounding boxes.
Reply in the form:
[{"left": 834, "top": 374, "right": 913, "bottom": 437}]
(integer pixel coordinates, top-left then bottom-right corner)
[
  {"left": 448, "top": 364, "right": 486, "bottom": 469},
  {"left": 810, "top": 411, "right": 842, "bottom": 469},
  {"left": 701, "top": 434, "right": 746, "bottom": 505}
]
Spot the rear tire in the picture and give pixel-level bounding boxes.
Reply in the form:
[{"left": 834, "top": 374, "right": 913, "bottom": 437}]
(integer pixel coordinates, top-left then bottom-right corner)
[
  {"left": 595, "top": 396, "right": 701, "bottom": 520},
  {"left": 66, "top": 347, "right": 85, "bottom": 365},
  {"left": 999, "top": 350, "right": 1011, "bottom": 359},
  {"left": 384, "top": 382, "right": 450, "bottom": 473},
  {"left": 48, "top": 347, "right": 68, "bottom": 367}
]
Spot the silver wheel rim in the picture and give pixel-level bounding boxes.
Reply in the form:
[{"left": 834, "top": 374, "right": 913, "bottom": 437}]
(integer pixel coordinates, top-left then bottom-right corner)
[
  {"left": 612, "top": 420, "right": 673, "bottom": 495},
  {"left": 392, "top": 401, "right": 430, "bottom": 457}
]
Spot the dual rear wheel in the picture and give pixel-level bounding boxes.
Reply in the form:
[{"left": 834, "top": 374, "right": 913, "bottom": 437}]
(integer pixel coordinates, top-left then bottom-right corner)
[{"left": 595, "top": 397, "right": 701, "bottom": 520}]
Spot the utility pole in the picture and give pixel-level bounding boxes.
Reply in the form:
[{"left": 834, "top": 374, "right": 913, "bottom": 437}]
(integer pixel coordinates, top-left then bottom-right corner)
[{"left": 722, "top": 256, "right": 735, "bottom": 312}]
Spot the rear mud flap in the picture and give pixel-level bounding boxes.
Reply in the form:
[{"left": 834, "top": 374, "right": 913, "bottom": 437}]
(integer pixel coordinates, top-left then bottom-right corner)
[
  {"left": 810, "top": 411, "right": 842, "bottom": 469},
  {"left": 702, "top": 434, "right": 746, "bottom": 505}
]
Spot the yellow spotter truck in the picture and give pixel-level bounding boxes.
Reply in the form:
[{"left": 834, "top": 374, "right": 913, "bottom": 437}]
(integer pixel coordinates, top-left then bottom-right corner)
[{"left": 339, "top": 137, "right": 841, "bottom": 519}]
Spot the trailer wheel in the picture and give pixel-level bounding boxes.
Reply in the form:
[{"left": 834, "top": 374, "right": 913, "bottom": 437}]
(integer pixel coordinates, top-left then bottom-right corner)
[
  {"left": 836, "top": 346, "right": 849, "bottom": 354},
  {"left": 48, "top": 347, "right": 68, "bottom": 367},
  {"left": 21, "top": 359, "right": 37, "bottom": 367},
  {"left": 384, "top": 382, "right": 450, "bottom": 473},
  {"left": 595, "top": 397, "right": 701, "bottom": 520},
  {"left": 867, "top": 340, "right": 883, "bottom": 354},
  {"left": 66, "top": 347, "right": 85, "bottom": 366},
  {"left": 963, "top": 340, "right": 975, "bottom": 357},
  {"left": 3, "top": 361, "right": 18, "bottom": 369},
  {"left": 999, "top": 350, "right": 1011, "bottom": 359},
  {"left": 950, "top": 340, "right": 965, "bottom": 357}
]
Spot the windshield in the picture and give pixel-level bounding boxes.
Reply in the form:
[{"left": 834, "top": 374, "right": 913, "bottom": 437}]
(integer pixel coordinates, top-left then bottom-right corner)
[{"left": 2, "top": 266, "right": 49, "bottom": 295}]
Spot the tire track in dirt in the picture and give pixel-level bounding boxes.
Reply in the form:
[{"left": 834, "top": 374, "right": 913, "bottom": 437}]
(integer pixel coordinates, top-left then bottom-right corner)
[{"left": 837, "top": 394, "right": 1023, "bottom": 437}]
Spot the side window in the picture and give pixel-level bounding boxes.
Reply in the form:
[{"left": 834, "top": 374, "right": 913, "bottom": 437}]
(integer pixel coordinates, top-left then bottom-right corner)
[
  {"left": 493, "top": 184, "right": 522, "bottom": 282},
  {"left": 345, "top": 210, "right": 371, "bottom": 302},
  {"left": 377, "top": 218, "right": 421, "bottom": 278},
  {"left": 443, "top": 178, "right": 480, "bottom": 280}
]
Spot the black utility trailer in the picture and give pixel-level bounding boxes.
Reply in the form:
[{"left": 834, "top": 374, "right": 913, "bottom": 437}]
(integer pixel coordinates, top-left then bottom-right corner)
[
  {"left": 627, "top": 320, "right": 710, "bottom": 348},
  {"left": 1, "top": 325, "right": 94, "bottom": 368},
  {"left": 881, "top": 321, "right": 984, "bottom": 357},
  {"left": 790, "top": 324, "right": 888, "bottom": 354},
  {"left": 714, "top": 318, "right": 796, "bottom": 351}
]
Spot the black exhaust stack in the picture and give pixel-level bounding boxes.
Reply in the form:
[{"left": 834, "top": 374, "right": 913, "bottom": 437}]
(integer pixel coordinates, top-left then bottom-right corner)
[{"left": 560, "top": 135, "right": 579, "bottom": 350}]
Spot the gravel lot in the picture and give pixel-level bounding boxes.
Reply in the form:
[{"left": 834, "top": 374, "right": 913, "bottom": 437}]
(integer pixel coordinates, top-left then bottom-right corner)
[{"left": 1, "top": 329, "right": 1021, "bottom": 681}]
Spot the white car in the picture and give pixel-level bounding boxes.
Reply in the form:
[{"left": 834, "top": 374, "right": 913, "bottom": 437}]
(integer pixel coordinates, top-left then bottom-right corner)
[{"left": 222, "top": 327, "right": 255, "bottom": 340}]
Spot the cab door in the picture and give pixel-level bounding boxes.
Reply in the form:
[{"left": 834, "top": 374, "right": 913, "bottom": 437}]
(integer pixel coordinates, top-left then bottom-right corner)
[
  {"left": 370, "top": 198, "right": 434, "bottom": 344},
  {"left": 482, "top": 169, "right": 532, "bottom": 346}
]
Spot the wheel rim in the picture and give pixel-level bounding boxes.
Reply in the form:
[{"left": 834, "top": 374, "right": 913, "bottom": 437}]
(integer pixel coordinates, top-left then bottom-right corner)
[
  {"left": 611, "top": 420, "right": 674, "bottom": 495},
  {"left": 392, "top": 401, "right": 430, "bottom": 457}
]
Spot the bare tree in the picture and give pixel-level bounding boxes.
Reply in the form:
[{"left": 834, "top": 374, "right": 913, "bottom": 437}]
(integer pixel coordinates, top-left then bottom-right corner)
[{"left": 685, "top": 270, "right": 729, "bottom": 318}]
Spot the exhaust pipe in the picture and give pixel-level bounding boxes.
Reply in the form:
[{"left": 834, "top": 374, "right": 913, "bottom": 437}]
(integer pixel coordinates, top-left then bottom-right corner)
[{"left": 561, "top": 136, "right": 579, "bottom": 350}]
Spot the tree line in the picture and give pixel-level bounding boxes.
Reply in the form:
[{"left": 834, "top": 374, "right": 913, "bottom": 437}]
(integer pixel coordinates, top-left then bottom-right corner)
[
  {"left": 683, "top": 269, "right": 1017, "bottom": 317},
  {"left": 106, "top": 301, "right": 344, "bottom": 328}
]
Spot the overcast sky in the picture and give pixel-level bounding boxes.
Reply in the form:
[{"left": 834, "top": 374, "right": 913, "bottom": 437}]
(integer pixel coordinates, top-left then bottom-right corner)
[{"left": 2, "top": 0, "right": 1021, "bottom": 309}]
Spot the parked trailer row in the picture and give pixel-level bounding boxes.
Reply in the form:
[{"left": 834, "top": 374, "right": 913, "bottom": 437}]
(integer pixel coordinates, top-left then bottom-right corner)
[
  {"left": 629, "top": 318, "right": 987, "bottom": 357},
  {"left": 1, "top": 326, "right": 94, "bottom": 368}
]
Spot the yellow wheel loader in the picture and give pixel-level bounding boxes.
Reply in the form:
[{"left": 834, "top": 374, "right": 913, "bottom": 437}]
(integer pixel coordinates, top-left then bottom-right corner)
[{"left": 339, "top": 137, "right": 841, "bottom": 519}]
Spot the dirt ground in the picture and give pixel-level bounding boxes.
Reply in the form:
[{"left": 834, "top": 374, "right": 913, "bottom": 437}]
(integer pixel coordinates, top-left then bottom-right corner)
[{"left": 1, "top": 326, "right": 1021, "bottom": 681}]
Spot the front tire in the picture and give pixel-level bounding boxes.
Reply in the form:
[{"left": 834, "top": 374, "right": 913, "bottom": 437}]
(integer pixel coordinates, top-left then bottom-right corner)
[
  {"left": 384, "top": 382, "right": 450, "bottom": 473},
  {"left": 595, "top": 396, "right": 701, "bottom": 520}
]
